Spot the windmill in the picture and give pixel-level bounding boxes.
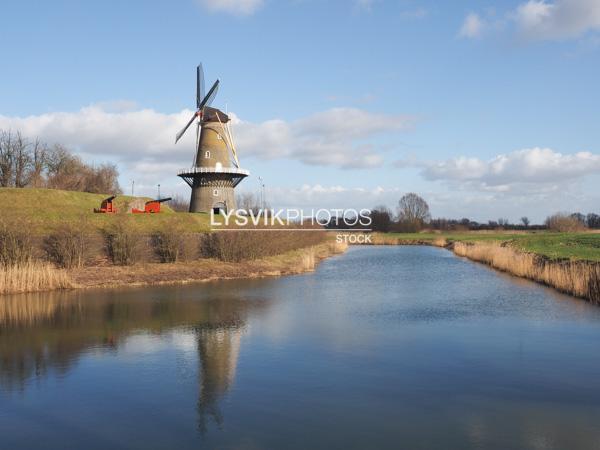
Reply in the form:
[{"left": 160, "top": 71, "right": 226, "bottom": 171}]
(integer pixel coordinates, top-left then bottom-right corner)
[{"left": 176, "top": 64, "right": 249, "bottom": 214}]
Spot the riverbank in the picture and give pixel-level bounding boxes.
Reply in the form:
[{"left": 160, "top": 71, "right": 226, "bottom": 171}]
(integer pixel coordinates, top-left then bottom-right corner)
[
  {"left": 359, "top": 232, "right": 600, "bottom": 304},
  {"left": 0, "top": 241, "right": 348, "bottom": 294}
]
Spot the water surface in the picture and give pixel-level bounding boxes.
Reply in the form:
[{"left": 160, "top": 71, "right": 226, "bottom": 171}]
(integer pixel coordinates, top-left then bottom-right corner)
[{"left": 2, "top": 246, "right": 600, "bottom": 449}]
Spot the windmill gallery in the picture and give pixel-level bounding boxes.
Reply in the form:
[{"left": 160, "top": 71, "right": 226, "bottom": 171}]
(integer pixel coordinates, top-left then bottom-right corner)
[{"left": 176, "top": 64, "right": 249, "bottom": 214}]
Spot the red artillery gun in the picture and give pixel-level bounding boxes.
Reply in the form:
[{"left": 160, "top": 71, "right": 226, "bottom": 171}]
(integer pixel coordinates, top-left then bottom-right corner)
[
  {"left": 94, "top": 195, "right": 118, "bottom": 214},
  {"left": 132, "top": 197, "right": 172, "bottom": 214}
]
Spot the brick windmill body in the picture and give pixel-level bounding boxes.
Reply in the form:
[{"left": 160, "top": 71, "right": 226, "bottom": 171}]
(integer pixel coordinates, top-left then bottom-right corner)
[{"left": 176, "top": 65, "right": 249, "bottom": 214}]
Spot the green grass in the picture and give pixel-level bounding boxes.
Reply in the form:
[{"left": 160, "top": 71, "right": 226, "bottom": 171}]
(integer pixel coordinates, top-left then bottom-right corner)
[
  {"left": 511, "top": 234, "right": 600, "bottom": 261},
  {"left": 378, "top": 231, "right": 600, "bottom": 262},
  {"left": 0, "top": 188, "right": 211, "bottom": 234}
]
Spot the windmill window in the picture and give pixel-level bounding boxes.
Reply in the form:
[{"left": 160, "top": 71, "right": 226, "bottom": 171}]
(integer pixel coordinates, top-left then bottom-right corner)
[
  {"left": 205, "top": 151, "right": 210, "bottom": 159},
  {"left": 213, "top": 189, "right": 219, "bottom": 196}
]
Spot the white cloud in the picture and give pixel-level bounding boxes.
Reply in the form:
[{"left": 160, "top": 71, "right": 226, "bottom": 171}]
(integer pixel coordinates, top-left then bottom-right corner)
[
  {"left": 515, "top": 0, "right": 600, "bottom": 39},
  {"left": 262, "top": 184, "right": 404, "bottom": 210},
  {"left": 232, "top": 107, "right": 411, "bottom": 169},
  {"left": 0, "top": 104, "right": 410, "bottom": 175},
  {"left": 459, "top": 13, "right": 485, "bottom": 38},
  {"left": 196, "top": 0, "right": 264, "bottom": 16},
  {"left": 422, "top": 147, "right": 600, "bottom": 187},
  {"left": 463, "top": 0, "right": 600, "bottom": 41}
]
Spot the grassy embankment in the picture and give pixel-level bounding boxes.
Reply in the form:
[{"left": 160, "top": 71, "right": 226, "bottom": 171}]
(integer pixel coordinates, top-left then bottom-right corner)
[
  {"left": 0, "top": 187, "right": 212, "bottom": 234},
  {"left": 369, "top": 231, "right": 600, "bottom": 261},
  {"left": 366, "top": 231, "right": 600, "bottom": 303},
  {"left": 0, "top": 188, "right": 344, "bottom": 294}
]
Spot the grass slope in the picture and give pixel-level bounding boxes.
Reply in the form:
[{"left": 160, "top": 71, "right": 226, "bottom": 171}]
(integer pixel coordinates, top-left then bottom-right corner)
[
  {"left": 380, "top": 232, "right": 600, "bottom": 262},
  {"left": 0, "top": 188, "right": 211, "bottom": 234}
]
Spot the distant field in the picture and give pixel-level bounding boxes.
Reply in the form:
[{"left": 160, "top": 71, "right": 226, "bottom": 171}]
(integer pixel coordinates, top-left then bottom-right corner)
[
  {"left": 0, "top": 188, "right": 211, "bottom": 233},
  {"left": 379, "top": 232, "right": 600, "bottom": 262}
]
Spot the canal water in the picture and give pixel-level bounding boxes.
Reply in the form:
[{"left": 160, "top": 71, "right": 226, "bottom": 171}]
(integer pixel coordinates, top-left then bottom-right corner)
[{"left": 2, "top": 246, "right": 600, "bottom": 449}]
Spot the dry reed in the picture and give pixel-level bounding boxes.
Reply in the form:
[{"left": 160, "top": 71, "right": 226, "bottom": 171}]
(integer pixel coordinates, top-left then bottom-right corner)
[
  {"left": 329, "top": 240, "right": 349, "bottom": 254},
  {"left": 432, "top": 237, "right": 448, "bottom": 248},
  {"left": 300, "top": 247, "right": 316, "bottom": 271},
  {"left": 0, "top": 261, "right": 72, "bottom": 295},
  {"left": 453, "top": 241, "right": 600, "bottom": 303}
]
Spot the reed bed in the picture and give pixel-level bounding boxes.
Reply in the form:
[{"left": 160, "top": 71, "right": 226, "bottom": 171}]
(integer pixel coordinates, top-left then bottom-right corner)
[
  {"left": 0, "top": 261, "right": 72, "bottom": 295},
  {"left": 453, "top": 241, "right": 600, "bottom": 303},
  {"left": 432, "top": 237, "right": 448, "bottom": 248},
  {"left": 300, "top": 247, "right": 316, "bottom": 271},
  {"left": 329, "top": 240, "right": 349, "bottom": 254}
]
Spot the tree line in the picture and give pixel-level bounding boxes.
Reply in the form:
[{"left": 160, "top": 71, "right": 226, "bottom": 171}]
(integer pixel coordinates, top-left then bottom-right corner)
[
  {"left": 364, "top": 193, "right": 600, "bottom": 232},
  {"left": 0, "top": 130, "right": 121, "bottom": 194}
]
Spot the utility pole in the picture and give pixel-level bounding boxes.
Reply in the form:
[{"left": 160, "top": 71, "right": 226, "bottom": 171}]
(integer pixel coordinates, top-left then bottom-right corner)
[
  {"left": 258, "top": 177, "right": 264, "bottom": 211},
  {"left": 158, "top": 184, "right": 161, "bottom": 199},
  {"left": 131, "top": 180, "right": 135, "bottom": 196}
]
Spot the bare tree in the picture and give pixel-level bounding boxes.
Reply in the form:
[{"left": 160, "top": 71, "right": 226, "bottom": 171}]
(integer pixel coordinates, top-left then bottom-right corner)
[
  {"left": 169, "top": 194, "right": 190, "bottom": 212},
  {"left": 0, "top": 129, "right": 122, "bottom": 194},
  {"left": 545, "top": 213, "right": 587, "bottom": 232},
  {"left": 397, "top": 193, "right": 431, "bottom": 230},
  {"left": 521, "top": 216, "right": 530, "bottom": 228},
  {"left": 13, "top": 132, "right": 32, "bottom": 188},
  {"left": 45, "top": 145, "right": 87, "bottom": 191},
  {"left": 29, "top": 139, "right": 47, "bottom": 188},
  {"left": 0, "top": 130, "right": 14, "bottom": 187},
  {"left": 83, "top": 163, "right": 121, "bottom": 194},
  {"left": 236, "top": 191, "right": 261, "bottom": 214},
  {"left": 587, "top": 213, "right": 600, "bottom": 229},
  {"left": 498, "top": 218, "right": 509, "bottom": 228}
]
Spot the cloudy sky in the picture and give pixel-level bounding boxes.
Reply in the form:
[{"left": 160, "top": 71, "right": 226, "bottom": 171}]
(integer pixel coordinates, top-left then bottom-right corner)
[{"left": 1, "top": 0, "right": 600, "bottom": 222}]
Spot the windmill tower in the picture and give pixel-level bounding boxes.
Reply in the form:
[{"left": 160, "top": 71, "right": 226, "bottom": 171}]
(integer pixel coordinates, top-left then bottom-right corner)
[{"left": 176, "top": 64, "right": 249, "bottom": 214}]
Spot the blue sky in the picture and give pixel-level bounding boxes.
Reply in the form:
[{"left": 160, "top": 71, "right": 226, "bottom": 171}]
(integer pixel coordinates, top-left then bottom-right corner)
[{"left": 1, "top": 0, "right": 600, "bottom": 222}]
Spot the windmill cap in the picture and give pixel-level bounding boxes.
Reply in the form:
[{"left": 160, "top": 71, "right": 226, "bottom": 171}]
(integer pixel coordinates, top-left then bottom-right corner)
[{"left": 202, "top": 107, "right": 230, "bottom": 123}]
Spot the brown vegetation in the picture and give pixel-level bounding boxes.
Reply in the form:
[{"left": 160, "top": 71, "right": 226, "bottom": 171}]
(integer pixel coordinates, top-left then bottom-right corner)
[
  {"left": 545, "top": 213, "right": 587, "bottom": 232},
  {"left": 44, "top": 223, "right": 91, "bottom": 268},
  {"left": 0, "top": 219, "right": 34, "bottom": 266},
  {"left": 104, "top": 220, "right": 142, "bottom": 266},
  {"left": 152, "top": 226, "right": 190, "bottom": 263},
  {"left": 70, "top": 240, "right": 345, "bottom": 289},
  {"left": 0, "top": 262, "right": 71, "bottom": 294},
  {"left": 0, "top": 130, "right": 121, "bottom": 193},
  {"left": 453, "top": 241, "right": 600, "bottom": 304},
  {"left": 0, "top": 211, "right": 337, "bottom": 294},
  {"left": 200, "top": 230, "right": 327, "bottom": 262}
]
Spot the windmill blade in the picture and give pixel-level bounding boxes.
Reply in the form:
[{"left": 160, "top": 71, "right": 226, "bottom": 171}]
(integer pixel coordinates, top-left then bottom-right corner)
[
  {"left": 194, "top": 121, "right": 200, "bottom": 166},
  {"left": 215, "top": 110, "right": 240, "bottom": 168},
  {"left": 175, "top": 112, "right": 198, "bottom": 144},
  {"left": 199, "top": 79, "right": 220, "bottom": 111},
  {"left": 196, "top": 64, "right": 205, "bottom": 109},
  {"left": 226, "top": 122, "right": 240, "bottom": 168}
]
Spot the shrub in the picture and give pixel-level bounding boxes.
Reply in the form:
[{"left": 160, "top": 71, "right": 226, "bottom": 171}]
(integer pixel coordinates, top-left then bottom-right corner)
[
  {"left": 152, "top": 226, "right": 188, "bottom": 263},
  {"left": 104, "top": 220, "right": 141, "bottom": 266},
  {"left": 545, "top": 213, "right": 587, "bottom": 232},
  {"left": 0, "top": 219, "right": 34, "bottom": 266},
  {"left": 44, "top": 224, "right": 91, "bottom": 268},
  {"left": 200, "top": 230, "right": 327, "bottom": 262}
]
